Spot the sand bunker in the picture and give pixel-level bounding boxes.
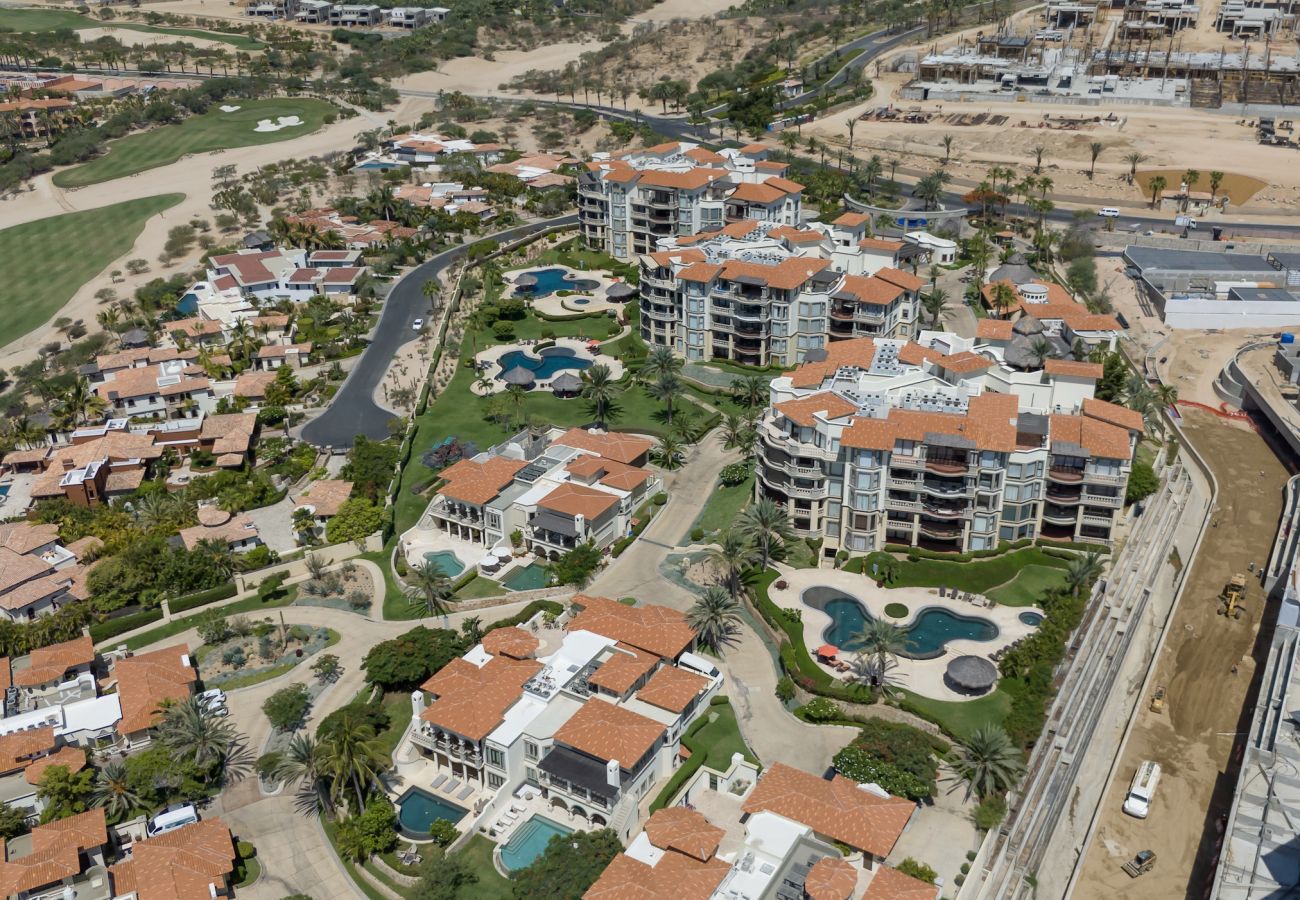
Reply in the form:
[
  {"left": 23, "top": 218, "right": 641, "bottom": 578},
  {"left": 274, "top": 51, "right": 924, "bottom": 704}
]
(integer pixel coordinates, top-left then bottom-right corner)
[
  {"left": 253, "top": 115, "right": 304, "bottom": 133},
  {"left": 219, "top": 105, "right": 242, "bottom": 113}
]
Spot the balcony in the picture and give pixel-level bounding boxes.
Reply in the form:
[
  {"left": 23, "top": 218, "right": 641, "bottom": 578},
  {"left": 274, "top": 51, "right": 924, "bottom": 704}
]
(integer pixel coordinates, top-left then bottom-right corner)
[
  {"left": 785, "top": 483, "right": 826, "bottom": 499},
  {"left": 1083, "top": 470, "right": 1127, "bottom": 486},
  {"left": 1082, "top": 510, "right": 1115, "bottom": 525},
  {"left": 888, "top": 497, "right": 922, "bottom": 511},
  {"left": 918, "top": 520, "right": 963, "bottom": 539},
  {"left": 1047, "top": 466, "right": 1085, "bottom": 483},
  {"left": 434, "top": 504, "right": 482, "bottom": 524},
  {"left": 919, "top": 479, "right": 973, "bottom": 497},
  {"left": 642, "top": 305, "right": 677, "bottom": 322},
  {"left": 1082, "top": 492, "right": 1123, "bottom": 508},
  {"left": 735, "top": 323, "right": 766, "bottom": 337},
  {"left": 733, "top": 305, "right": 766, "bottom": 322},
  {"left": 891, "top": 455, "right": 925, "bottom": 471},
  {"left": 888, "top": 473, "right": 922, "bottom": 490},
  {"left": 1042, "top": 506, "right": 1078, "bottom": 524},
  {"left": 1045, "top": 487, "right": 1082, "bottom": 505},
  {"left": 830, "top": 307, "right": 855, "bottom": 322},
  {"left": 925, "top": 456, "right": 969, "bottom": 476},
  {"left": 923, "top": 500, "right": 969, "bottom": 518}
]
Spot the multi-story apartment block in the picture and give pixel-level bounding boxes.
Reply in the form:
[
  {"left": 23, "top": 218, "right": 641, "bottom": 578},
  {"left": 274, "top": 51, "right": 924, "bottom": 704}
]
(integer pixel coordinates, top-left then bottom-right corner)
[
  {"left": 756, "top": 335, "right": 1144, "bottom": 558},
  {"left": 638, "top": 218, "right": 924, "bottom": 366},
  {"left": 578, "top": 142, "right": 803, "bottom": 260}
]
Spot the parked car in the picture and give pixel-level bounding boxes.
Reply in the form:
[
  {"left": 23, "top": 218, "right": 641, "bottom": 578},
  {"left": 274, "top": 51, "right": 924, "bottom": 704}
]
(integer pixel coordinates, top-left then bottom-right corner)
[
  {"left": 412, "top": 318, "right": 425, "bottom": 331},
  {"left": 148, "top": 804, "right": 199, "bottom": 836}
]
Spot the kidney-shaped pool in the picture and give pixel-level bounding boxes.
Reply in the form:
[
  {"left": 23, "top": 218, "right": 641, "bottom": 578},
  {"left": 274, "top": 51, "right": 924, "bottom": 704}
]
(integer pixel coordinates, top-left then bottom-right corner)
[{"left": 804, "top": 586, "right": 1001, "bottom": 660}]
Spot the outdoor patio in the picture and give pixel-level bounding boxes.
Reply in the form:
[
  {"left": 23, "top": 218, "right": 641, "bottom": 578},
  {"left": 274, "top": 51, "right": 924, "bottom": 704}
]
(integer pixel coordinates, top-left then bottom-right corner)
[
  {"left": 504, "top": 264, "right": 628, "bottom": 317},
  {"left": 770, "top": 567, "right": 1044, "bottom": 702},
  {"left": 471, "top": 338, "right": 624, "bottom": 397}
]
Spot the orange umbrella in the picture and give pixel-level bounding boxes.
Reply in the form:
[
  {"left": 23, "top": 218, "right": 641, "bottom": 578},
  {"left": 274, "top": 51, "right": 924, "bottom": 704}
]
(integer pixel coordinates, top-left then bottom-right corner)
[{"left": 816, "top": 644, "right": 839, "bottom": 659}]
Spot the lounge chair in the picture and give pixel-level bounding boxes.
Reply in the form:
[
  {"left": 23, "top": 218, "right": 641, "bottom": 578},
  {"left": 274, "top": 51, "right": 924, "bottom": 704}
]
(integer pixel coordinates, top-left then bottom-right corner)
[
  {"left": 430, "top": 774, "right": 448, "bottom": 790},
  {"left": 457, "top": 784, "right": 474, "bottom": 801},
  {"left": 444, "top": 779, "right": 461, "bottom": 794},
  {"left": 938, "top": 586, "right": 947, "bottom": 598}
]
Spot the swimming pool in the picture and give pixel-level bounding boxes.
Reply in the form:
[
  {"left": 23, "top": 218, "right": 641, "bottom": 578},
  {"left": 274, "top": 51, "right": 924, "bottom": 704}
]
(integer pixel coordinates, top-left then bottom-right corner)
[
  {"left": 499, "top": 816, "right": 573, "bottom": 871},
  {"left": 1019, "top": 611, "right": 1044, "bottom": 626},
  {"left": 513, "top": 268, "right": 600, "bottom": 298},
  {"left": 175, "top": 295, "right": 199, "bottom": 315},
  {"left": 422, "top": 550, "right": 465, "bottom": 578},
  {"left": 396, "top": 787, "right": 468, "bottom": 838},
  {"left": 501, "top": 563, "right": 550, "bottom": 591},
  {"left": 496, "top": 348, "right": 593, "bottom": 382},
  {"left": 804, "top": 587, "right": 999, "bottom": 660}
]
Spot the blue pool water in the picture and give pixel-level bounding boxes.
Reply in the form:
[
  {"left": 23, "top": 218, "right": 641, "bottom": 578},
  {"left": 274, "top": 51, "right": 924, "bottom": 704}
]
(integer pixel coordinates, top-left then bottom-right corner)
[
  {"left": 0, "top": 485, "right": 9, "bottom": 497},
  {"left": 499, "top": 816, "right": 573, "bottom": 871},
  {"left": 502, "top": 563, "right": 550, "bottom": 591},
  {"left": 422, "top": 550, "right": 464, "bottom": 578},
  {"left": 175, "top": 295, "right": 198, "bottom": 315},
  {"left": 496, "top": 348, "right": 593, "bottom": 381},
  {"left": 1019, "top": 611, "right": 1044, "bottom": 626},
  {"left": 397, "top": 788, "right": 468, "bottom": 837},
  {"left": 806, "top": 587, "right": 1001, "bottom": 660},
  {"left": 513, "top": 268, "right": 600, "bottom": 298}
]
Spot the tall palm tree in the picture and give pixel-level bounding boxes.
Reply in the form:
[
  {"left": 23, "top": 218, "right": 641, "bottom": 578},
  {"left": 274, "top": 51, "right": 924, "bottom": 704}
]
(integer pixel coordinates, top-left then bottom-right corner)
[
  {"left": 708, "top": 529, "right": 758, "bottom": 598},
  {"left": 853, "top": 618, "right": 907, "bottom": 697},
  {"left": 731, "top": 375, "right": 767, "bottom": 410},
  {"left": 1031, "top": 143, "right": 1047, "bottom": 173},
  {"left": 921, "top": 288, "right": 950, "bottom": 328},
  {"left": 55, "top": 376, "right": 106, "bottom": 428},
  {"left": 157, "top": 697, "right": 249, "bottom": 783},
  {"left": 1122, "top": 151, "right": 1148, "bottom": 184},
  {"left": 648, "top": 371, "right": 683, "bottom": 424},
  {"left": 90, "top": 759, "right": 143, "bottom": 821},
  {"left": 686, "top": 586, "right": 743, "bottom": 654},
  {"left": 1028, "top": 338, "right": 1057, "bottom": 367},
  {"left": 581, "top": 364, "right": 618, "bottom": 428},
  {"left": 721, "top": 413, "right": 756, "bottom": 458},
  {"left": 318, "top": 712, "right": 390, "bottom": 814},
  {"left": 1066, "top": 551, "right": 1105, "bottom": 598},
  {"left": 1087, "top": 142, "right": 1104, "bottom": 180},
  {"left": 1147, "top": 175, "right": 1167, "bottom": 209},
  {"left": 404, "top": 560, "right": 453, "bottom": 616},
  {"left": 642, "top": 346, "right": 683, "bottom": 383},
  {"left": 990, "top": 282, "right": 1017, "bottom": 319},
  {"left": 651, "top": 435, "right": 686, "bottom": 470},
  {"left": 737, "top": 497, "right": 795, "bottom": 571},
  {"left": 272, "top": 734, "right": 331, "bottom": 813},
  {"left": 954, "top": 724, "right": 1026, "bottom": 800},
  {"left": 1209, "top": 170, "right": 1225, "bottom": 202}
]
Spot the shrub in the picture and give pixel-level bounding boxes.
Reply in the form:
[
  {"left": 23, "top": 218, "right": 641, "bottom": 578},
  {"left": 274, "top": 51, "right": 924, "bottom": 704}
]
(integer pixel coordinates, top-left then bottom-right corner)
[
  {"left": 238, "top": 841, "right": 256, "bottom": 859},
  {"left": 895, "top": 858, "right": 937, "bottom": 885},
  {"left": 775, "top": 676, "right": 796, "bottom": 703},
  {"left": 884, "top": 602, "right": 909, "bottom": 618},
  {"left": 718, "top": 462, "right": 750, "bottom": 486},
  {"left": 89, "top": 607, "right": 164, "bottom": 642},
  {"left": 973, "top": 794, "right": 1007, "bottom": 831},
  {"left": 492, "top": 320, "right": 516, "bottom": 341},
  {"left": 690, "top": 527, "right": 705, "bottom": 542},
  {"left": 263, "top": 683, "right": 312, "bottom": 732},
  {"left": 222, "top": 646, "right": 246, "bottom": 669},
  {"left": 1125, "top": 460, "right": 1159, "bottom": 504},
  {"left": 832, "top": 747, "right": 931, "bottom": 800},
  {"left": 798, "top": 697, "right": 841, "bottom": 722},
  {"left": 427, "top": 818, "right": 459, "bottom": 846}
]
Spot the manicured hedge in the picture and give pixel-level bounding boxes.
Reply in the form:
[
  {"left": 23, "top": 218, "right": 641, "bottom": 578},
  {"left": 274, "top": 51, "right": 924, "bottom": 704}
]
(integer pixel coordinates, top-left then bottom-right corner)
[
  {"left": 90, "top": 608, "right": 164, "bottom": 643},
  {"left": 483, "top": 599, "right": 565, "bottom": 633},
  {"left": 169, "top": 584, "right": 239, "bottom": 615},
  {"left": 1035, "top": 539, "right": 1110, "bottom": 554}
]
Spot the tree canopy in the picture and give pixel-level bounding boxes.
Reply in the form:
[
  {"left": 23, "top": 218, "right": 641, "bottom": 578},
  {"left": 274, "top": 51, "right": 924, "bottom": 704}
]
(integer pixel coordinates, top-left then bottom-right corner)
[
  {"left": 509, "top": 827, "right": 622, "bottom": 899},
  {"left": 361, "top": 626, "right": 465, "bottom": 691}
]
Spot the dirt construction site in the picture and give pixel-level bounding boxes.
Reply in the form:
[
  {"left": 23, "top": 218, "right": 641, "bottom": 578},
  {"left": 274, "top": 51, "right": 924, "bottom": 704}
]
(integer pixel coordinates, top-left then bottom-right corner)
[{"left": 1073, "top": 410, "right": 1290, "bottom": 899}]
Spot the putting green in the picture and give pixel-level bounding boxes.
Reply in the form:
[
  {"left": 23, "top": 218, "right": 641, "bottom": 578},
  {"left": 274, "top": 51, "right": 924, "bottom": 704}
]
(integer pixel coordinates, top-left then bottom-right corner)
[
  {"left": 0, "top": 194, "right": 185, "bottom": 347},
  {"left": 0, "top": 8, "right": 265, "bottom": 50},
  {"left": 53, "top": 98, "right": 334, "bottom": 188}
]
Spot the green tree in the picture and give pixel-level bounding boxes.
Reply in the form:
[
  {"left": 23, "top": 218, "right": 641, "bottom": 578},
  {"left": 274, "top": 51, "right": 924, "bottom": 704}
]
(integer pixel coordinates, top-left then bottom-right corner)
[
  {"left": 263, "top": 682, "right": 312, "bottom": 732},
  {"left": 362, "top": 626, "right": 464, "bottom": 691},
  {"left": 317, "top": 711, "right": 391, "bottom": 813},
  {"left": 312, "top": 653, "right": 343, "bottom": 683},
  {"left": 853, "top": 618, "right": 907, "bottom": 698},
  {"left": 737, "top": 497, "right": 795, "bottom": 570},
  {"left": 647, "top": 371, "right": 683, "bottom": 424},
  {"left": 335, "top": 795, "right": 399, "bottom": 859},
  {"left": 340, "top": 435, "right": 400, "bottom": 500},
  {"left": 325, "top": 498, "right": 384, "bottom": 544},
  {"left": 158, "top": 696, "right": 250, "bottom": 786},
  {"left": 651, "top": 435, "right": 685, "bottom": 470},
  {"left": 731, "top": 374, "right": 767, "bottom": 409},
  {"left": 1126, "top": 460, "right": 1159, "bottom": 504},
  {"left": 509, "top": 827, "right": 622, "bottom": 899},
  {"left": 268, "top": 734, "right": 330, "bottom": 813},
  {"left": 89, "top": 760, "right": 144, "bottom": 822},
  {"left": 551, "top": 541, "right": 602, "bottom": 588},
  {"left": 413, "top": 848, "right": 478, "bottom": 900},
  {"left": 896, "top": 858, "right": 938, "bottom": 884},
  {"left": 707, "top": 529, "right": 758, "bottom": 599},
  {"left": 1066, "top": 551, "right": 1104, "bottom": 598},
  {"left": 921, "top": 287, "right": 949, "bottom": 328},
  {"left": 1146, "top": 175, "right": 1167, "bottom": 209},
  {"left": 831, "top": 747, "right": 930, "bottom": 800},
  {"left": 404, "top": 560, "right": 454, "bottom": 616},
  {"left": 686, "top": 585, "right": 744, "bottom": 654},
  {"left": 0, "top": 802, "right": 28, "bottom": 840},
  {"left": 581, "top": 364, "right": 619, "bottom": 429},
  {"left": 1087, "top": 141, "right": 1104, "bottom": 180},
  {"left": 954, "top": 724, "right": 1026, "bottom": 800},
  {"left": 36, "top": 765, "right": 95, "bottom": 822}
]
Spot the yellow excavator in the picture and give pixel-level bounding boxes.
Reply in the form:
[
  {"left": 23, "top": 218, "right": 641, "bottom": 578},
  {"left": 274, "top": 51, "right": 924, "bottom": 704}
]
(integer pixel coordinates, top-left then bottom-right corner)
[{"left": 1220, "top": 573, "right": 1247, "bottom": 620}]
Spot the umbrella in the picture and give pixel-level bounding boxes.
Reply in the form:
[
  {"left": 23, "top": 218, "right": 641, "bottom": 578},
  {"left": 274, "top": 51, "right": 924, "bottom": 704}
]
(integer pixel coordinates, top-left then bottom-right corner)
[
  {"left": 605, "top": 282, "right": 636, "bottom": 299},
  {"left": 945, "top": 655, "right": 998, "bottom": 694},
  {"left": 514, "top": 273, "right": 538, "bottom": 287},
  {"left": 551, "top": 372, "right": 583, "bottom": 394},
  {"left": 501, "top": 366, "right": 535, "bottom": 386},
  {"left": 494, "top": 547, "right": 513, "bottom": 560},
  {"left": 478, "top": 555, "right": 500, "bottom": 569},
  {"left": 816, "top": 644, "right": 839, "bottom": 660}
]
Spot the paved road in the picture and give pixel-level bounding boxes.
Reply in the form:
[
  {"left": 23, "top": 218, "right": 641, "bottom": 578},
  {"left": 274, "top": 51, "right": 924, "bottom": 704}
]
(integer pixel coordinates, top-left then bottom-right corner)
[{"left": 301, "top": 214, "right": 578, "bottom": 449}]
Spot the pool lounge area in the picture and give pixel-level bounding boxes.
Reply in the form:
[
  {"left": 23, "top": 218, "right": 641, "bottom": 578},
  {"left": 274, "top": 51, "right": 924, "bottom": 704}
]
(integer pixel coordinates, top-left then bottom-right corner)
[
  {"left": 396, "top": 786, "right": 470, "bottom": 839},
  {"left": 474, "top": 338, "right": 624, "bottom": 395},
  {"left": 512, "top": 267, "right": 600, "bottom": 298},
  {"left": 498, "top": 815, "right": 573, "bottom": 871},
  {"left": 770, "top": 568, "right": 1044, "bottom": 702},
  {"left": 422, "top": 550, "right": 465, "bottom": 578}
]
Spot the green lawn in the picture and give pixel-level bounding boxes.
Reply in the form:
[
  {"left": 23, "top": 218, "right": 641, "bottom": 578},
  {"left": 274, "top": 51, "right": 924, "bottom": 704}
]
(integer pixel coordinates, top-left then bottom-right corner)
[
  {"left": 55, "top": 98, "right": 334, "bottom": 187},
  {"left": 1, "top": 193, "right": 183, "bottom": 345},
  {"left": 986, "top": 564, "right": 1069, "bottom": 607},
  {"left": 0, "top": 8, "right": 265, "bottom": 48},
  {"left": 456, "top": 836, "right": 512, "bottom": 899},
  {"left": 898, "top": 688, "right": 1012, "bottom": 741},
  {"left": 122, "top": 585, "right": 298, "bottom": 651},
  {"left": 650, "top": 698, "right": 758, "bottom": 811},
  {"left": 849, "top": 547, "right": 1072, "bottom": 594},
  {"left": 453, "top": 574, "right": 504, "bottom": 600},
  {"left": 377, "top": 690, "right": 414, "bottom": 756},
  {"left": 692, "top": 474, "right": 753, "bottom": 538}
]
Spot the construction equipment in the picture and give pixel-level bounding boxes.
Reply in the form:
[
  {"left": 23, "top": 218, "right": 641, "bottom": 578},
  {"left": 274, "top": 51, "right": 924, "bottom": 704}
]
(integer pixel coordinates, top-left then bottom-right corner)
[
  {"left": 1122, "top": 850, "right": 1157, "bottom": 878},
  {"left": 1220, "top": 573, "right": 1247, "bottom": 620},
  {"left": 1150, "top": 685, "right": 1166, "bottom": 713}
]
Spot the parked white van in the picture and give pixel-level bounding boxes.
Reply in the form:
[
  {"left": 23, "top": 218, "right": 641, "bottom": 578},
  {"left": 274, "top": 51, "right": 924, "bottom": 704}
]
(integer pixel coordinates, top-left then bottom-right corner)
[
  {"left": 1123, "top": 761, "right": 1160, "bottom": 818},
  {"left": 1097, "top": 207, "right": 1121, "bottom": 218},
  {"left": 148, "top": 804, "right": 199, "bottom": 836}
]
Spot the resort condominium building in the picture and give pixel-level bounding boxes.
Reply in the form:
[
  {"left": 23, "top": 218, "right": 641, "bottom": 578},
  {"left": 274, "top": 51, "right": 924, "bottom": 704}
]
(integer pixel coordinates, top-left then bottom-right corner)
[
  {"left": 578, "top": 142, "right": 803, "bottom": 260},
  {"left": 756, "top": 335, "right": 1144, "bottom": 558},
  {"left": 638, "top": 215, "right": 925, "bottom": 366}
]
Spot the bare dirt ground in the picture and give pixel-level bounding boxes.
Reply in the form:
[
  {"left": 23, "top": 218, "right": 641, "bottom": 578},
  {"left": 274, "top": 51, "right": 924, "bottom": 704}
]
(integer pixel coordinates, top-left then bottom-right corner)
[
  {"left": 1073, "top": 409, "right": 1288, "bottom": 900},
  {"left": 76, "top": 25, "right": 227, "bottom": 50}
]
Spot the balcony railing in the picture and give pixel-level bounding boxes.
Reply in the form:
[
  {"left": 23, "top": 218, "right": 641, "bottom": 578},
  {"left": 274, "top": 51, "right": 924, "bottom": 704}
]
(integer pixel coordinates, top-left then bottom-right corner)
[
  {"left": 888, "top": 497, "right": 922, "bottom": 511},
  {"left": 1082, "top": 492, "right": 1123, "bottom": 508},
  {"left": 918, "top": 521, "right": 963, "bottom": 538},
  {"left": 891, "top": 455, "right": 925, "bottom": 471},
  {"left": 925, "top": 457, "right": 969, "bottom": 475},
  {"left": 1047, "top": 466, "right": 1085, "bottom": 483},
  {"left": 1042, "top": 507, "right": 1078, "bottom": 524},
  {"left": 1045, "top": 489, "right": 1082, "bottom": 505},
  {"left": 923, "top": 501, "right": 968, "bottom": 518},
  {"left": 1083, "top": 470, "right": 1127, "bottom": 486}
]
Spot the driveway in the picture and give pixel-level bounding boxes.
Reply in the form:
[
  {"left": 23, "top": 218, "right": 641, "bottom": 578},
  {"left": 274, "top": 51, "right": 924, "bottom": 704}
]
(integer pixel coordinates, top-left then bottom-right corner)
[{"left": 302, "top": 214, "right": 578, "bottom": 449}]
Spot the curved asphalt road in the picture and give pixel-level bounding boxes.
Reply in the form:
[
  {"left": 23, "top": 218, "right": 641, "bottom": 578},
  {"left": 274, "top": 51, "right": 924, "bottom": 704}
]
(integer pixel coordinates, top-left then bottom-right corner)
[{"left": 300, "top": 213, "right": 577, "bottom": 449}]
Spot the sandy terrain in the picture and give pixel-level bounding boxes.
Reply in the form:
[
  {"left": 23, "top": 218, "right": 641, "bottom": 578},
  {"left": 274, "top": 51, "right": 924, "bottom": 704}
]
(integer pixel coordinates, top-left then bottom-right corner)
[
  {"left": 76, "top": 25, "right": 227, "bottom": 51},
  {"left": 1073, "top": 408, "right": 1288, "bottom": 900}
]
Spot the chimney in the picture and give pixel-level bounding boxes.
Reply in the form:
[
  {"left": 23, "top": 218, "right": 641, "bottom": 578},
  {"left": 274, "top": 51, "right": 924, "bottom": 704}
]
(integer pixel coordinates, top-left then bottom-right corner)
[
  {"left": 606, "top": 759, "right": 620, "bottom": 788},
  {"left": 411, "top": 690, "right": 425, "bottom": 717}
]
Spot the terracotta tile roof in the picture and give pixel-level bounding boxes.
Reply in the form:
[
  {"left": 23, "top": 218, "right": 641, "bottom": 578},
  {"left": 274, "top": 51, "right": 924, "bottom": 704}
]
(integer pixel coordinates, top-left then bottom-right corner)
[
  {"left": 114, "top": 645, "right": 196, "bottom": 735},
  {"left": 642, "top": 807, "right": 723, "bottom": 861},
  {"left": 108, "top": 817, "right": 235, "bottom": 900},
  {"left": 46, "top": 432, "right": 162, "bottom": 469},
  {"left": 233, "top": 370, "right": 277, "bottom": 399},
  {"left": 637, "top": 169, "right": 725, "bottom": 191},
  {"left": 0, "top": 523, "right": 59, "bottom": 555},
  {"left": 24, "top": 745, "right": 87, "bottom": 785},
  {"left": 0, "top": 661, "right": 10, "bottom": 693},
  {"left": 0, "top": 727, "right": 55, "bottom": 774},
  {"left": 1082, "top": 397, "right": 1145, "bottom": 433},
  {"left": 1044, "top": 359, "right": 1103, "bottom": 379},
  {"left": 291, "top": 479, "right": 353, "bottom": 517},
  {"left": 647, "top": 248, "right": 706, "bottom": 268},
  {"left": 256, "top": 342, "right": 313, "bottom": 358},
  {"left": 805, "top": 856, "right": 858, "bottom": 900},
  {"left": 635, "top": 665, "right": 709, "bottom": 713},
  {"left": 568, "top": 595, "right": 696, "bottom": 659},
  {"left": 0, "top": 560, "right": 67, "bottom": 609},
  {"left": 65, "top": 536, "right": 103, "bottom": 561},
  {"left": 0, "top": 809, "right": 107, "bottom": 896},
  {"left": 1049, "top": 413, "right": 1132, "bottom": 460},
  {"left": 105, "top": 469, "right": 146, "bottom": 494},
  {"left": 770, "top": 226, "right": 824, "bottom": 245},
  {"left": 763, "top": 176, "right": 804, "bottom": 193},
  {"left": 976, "top": 319, "right": 1015, "bottom": 341},
  {"left": 13, "top": 635, "right": 94, "bottom": 687},
  {"left": 678, "top": 262, "right": 725, "bottom": 284},
  {"left": 538, "top": 482, "right": 621, "bottom": 520},
  {"left": 554, "top": 429, "right": 653, "bottom": 466},
  {"left": 789, "top": 338, "right": 877, "bottom": 389},
  {"left": 584, "top": 847, "right": 731, "bottom": 900},
  {"left": 833, "top": 212, "right": 871, "bottom": 227},
  {"left": 96, "top": 367, "right": 210, "bottom": 403},
  {"left": 588, "top": 643, "right": 658, "bottom": 694},
  {"left": 437, "top": 456, "right": 528, "bottom": 506},
  {"left": 775, "top": 392, "right": 858, "bottom": 427},
  {"left": 720, "top": 257, "right": 829, "bottom": 291},
  {"left": 166, "top": 318, "right": 224, "bottom": 337},
  {"left": 874, "top": 267, "right": 925, "bottom": 292},
  {"left": 755, "top": 160, "right": 789, "bottom": 173},
  {"left": 859, "top": 237, "right": 905, "bottom": 253},
  {"left": 554, "top": 698, "right": 666, "bottom": 767},
  {"left": 743, "top": 763, "right": 915, "bottom": 858},
  {"left": 177, "top": 514, "right": 259, "bottom": 551},
  {"left": 728, "top": 181, "right": 792, "bottom": 204},
  {"left": 896, "top": 342, "right": 941, "bottom": 366},
  {"left": 199, "top": 412, "right": 257, "bottom": 456},
  {"left": 862, "top": 864, "right": 938, "bottom": 900},
  {"left": 738, "top": 143, "right": 769, "bottom": 154},
  {"left": 683, "top": 147, "right": 726, "bottom": 165},
  {"left": 841, "top": 392, "right": 1019, "bottom": 454},
  {"left": 938, "top": 351, "right": 997, "bottom": 375},
  {"left": 420, "top": 655, "right": 540, "bottom": 741},
  {"left": 481, "top": 626, "right": 539, "bottom": 660},
  {"left": 2, "top": 447, "right": 50, "bottom": 466},
  {"left": 840, "top": 417, "right": 899, "bottom": 452},
  {"left": 0, "top": 98, "right": 73, "bottom": 112},
  {"left": 836, "top": 274, "right": 905, "bottom": 306},
  {"left": 565, "top": 456, "right": 651, "bottom": 491}
]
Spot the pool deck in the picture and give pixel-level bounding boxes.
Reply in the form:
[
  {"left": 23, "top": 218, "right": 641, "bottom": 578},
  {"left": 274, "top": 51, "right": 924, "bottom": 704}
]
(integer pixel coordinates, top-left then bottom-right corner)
[
  {"left": 472, "top": 337, "right": 625, "bottom": 396},
  {"left": 399, "top": 524, "right": 546, "bottom": 589},
  {"left": 770, "top": 568, "right": 1043, "bottom": 702},
  {"left": 505, "top": 264, "right": 626, "bottom": 317}
]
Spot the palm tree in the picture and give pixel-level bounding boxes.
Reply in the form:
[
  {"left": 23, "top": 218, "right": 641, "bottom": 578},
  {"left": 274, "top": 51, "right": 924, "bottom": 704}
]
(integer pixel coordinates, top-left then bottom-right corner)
[
  {"left": 1066, "top": 551, "right": 1105, "bottom": 598},
  {"left": 1122, "top": 151, "right": 1148, "bottom": 184},
  {"left": 157, "top": 697, "right": 249, "bottom": 783},
  {"left": 192, "top": 538, "right": 235, "bottom": 581},
  {"left": 404, "top": 560, "right": 453, "bottom": 616},
  {"left": 721, "top": 413, "right": 757, "bottom": 458},
  {"left": 737, "top": 497, "right": 795, "bottom": 571},
  {"left": 318, "top": 712, "right": 390, "bottom": 813},
  {"left": 921, "top": 288, "right": 949, "bottom": 328},
  {"left": 651, "top": 435, "right": 685, "bottom": 470},
  {"left": 90, "top": 760, "right": 142, "bottom": 821},
  {"left": 990, "top": 282, "right": 1017, "bottom": 319},
  {"left": 954, "top": 724, "right": 1026, "bottom": 800},
  {"left": 941, "top": 133, "right": 955, "bottom": 163},
  {"left": 686, "top": 585, "right": 743, "bottom": 654},
  {"left": 1147, "top": 175, "right": 1167, "bottom": 209},
  {"left": 708, "top": 529, "right": 758, "bottom": 598},
  {"left": 581, "top": 364, "right": 618, "bottom": 428},
  {"left": 1087, "top": 141, "right": 1104, "bottom": 180},
  {"left": 642, "top": 346, "right": 683, "bottom": 382},
  {"left": 1031, "top": 144, "right": 1047, "bottom": 173},
  {"left": 55, "top": 376, "right": 106, "bottom": 428},
  {"left": 648, "top": 371, "right": 683, "bottom": 424},
  {"left": 1209, "top": 170, "right": 1225, "bottom": 202},
  {"left": 272, "top": 734, "right": 331, "bottom": 813},
  {"left": 1028, "top": 338, "right": 1057, "bottom": 367},
  {"left": 731, "top": 375, "right": 767, "bottom": 410},
  {"left": 853, "top": 618, "right": 907, "bottom": 697},
  {"left": 1154, "top": 383, "right": 1178, "bottom": 409}
]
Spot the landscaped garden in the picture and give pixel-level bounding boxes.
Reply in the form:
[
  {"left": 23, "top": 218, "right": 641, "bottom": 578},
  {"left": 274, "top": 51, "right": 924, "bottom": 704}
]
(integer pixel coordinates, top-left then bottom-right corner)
[
  {"left": 0, "top": 193, "right": 183, "bottom": 344},
  {"left": 193, "top": 612, "right": 339, "bottom": 690},
  {"left": 54, "top": 98, "right": 336, "bottom": 187},
  {"left": 651, "top": 696, "right": 758, "bottom": 811},
  {"left": 0, "top": 8, "right": 265, "bottom": 49},
  {"left": 846, "top": 545, "right": 1073, "bottom": 598}
]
